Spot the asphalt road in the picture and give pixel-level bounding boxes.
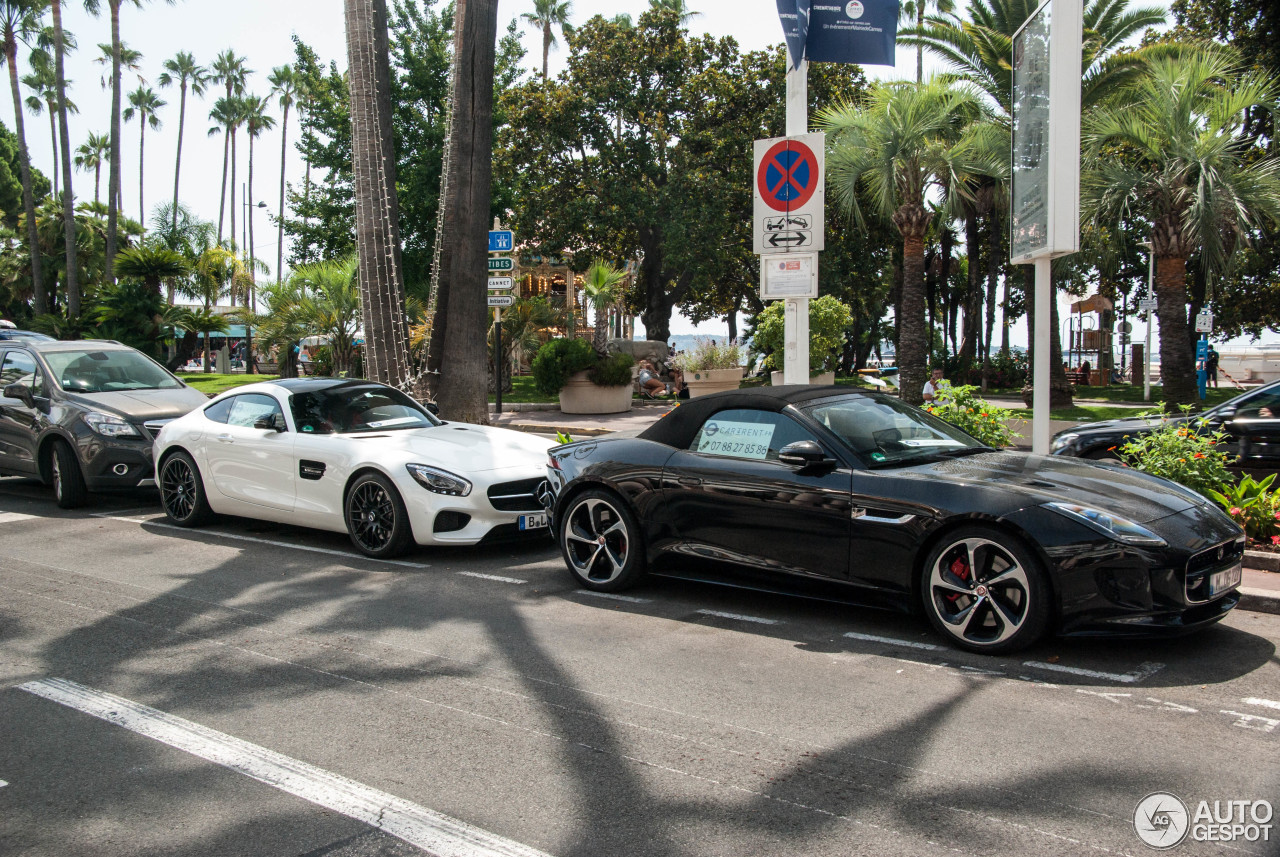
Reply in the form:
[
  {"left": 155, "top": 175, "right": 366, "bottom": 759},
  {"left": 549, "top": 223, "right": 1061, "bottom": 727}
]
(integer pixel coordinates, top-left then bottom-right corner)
[{"left": 0, "top": 476, "right": 1278, "bottom": 857}]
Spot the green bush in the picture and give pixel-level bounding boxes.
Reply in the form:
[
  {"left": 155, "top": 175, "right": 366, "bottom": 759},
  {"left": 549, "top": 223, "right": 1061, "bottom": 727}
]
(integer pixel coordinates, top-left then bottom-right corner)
[
  {"left": 532, "top": 338, "right": 633, "bottom": 395},
  {"left": 1119, "top": 408, "right": 1235, "bottom": 499},
  {"left": 672, "top": 339, "right": 744, "bottom": 372},
  {"left": 923, "top": 383, "right": 1019, "bottom": 448},
  {"left": 1208, "top": 474, "right": 1279, "bottom": 546},
  {"left": 749, "top": 295, "right": 853, "bottom": 374}
]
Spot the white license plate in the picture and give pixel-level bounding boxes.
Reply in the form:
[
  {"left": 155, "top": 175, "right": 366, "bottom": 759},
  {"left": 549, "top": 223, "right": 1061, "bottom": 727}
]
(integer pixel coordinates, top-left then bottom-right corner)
[
  {"left": 1210, "top": 564, "right": 1242, "bottom": 596},
  {"left": 518, "top": 513, "right": 548, "bottom": 531}
]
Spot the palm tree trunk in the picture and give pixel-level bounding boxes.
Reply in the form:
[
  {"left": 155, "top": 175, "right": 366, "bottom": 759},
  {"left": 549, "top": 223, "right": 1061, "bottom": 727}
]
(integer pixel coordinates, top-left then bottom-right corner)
[
  {"left": 982, "top": 206, "right": 1000, "bottom": 390},
  {"left": 246, "top": 131, "right": 256, "bottom": 373},
  {"left": 5, "top": 37, "right": 45, "bottom": 314},
  {"left": 900, "top": 230, "right": 928, "bottom": 405},
  {"left": 138, "top": 121, "right": 145, "bottom": 225},
  {"left": 229, "top": 128, "right": 237, "bottom": 253},
  {"left": 217, "top": 130, "right": 229, "bottom": 241},
  {"left": 47, "top": 110, "right": 57, "bottom": 198},
  {"left": 50, "top": 0, "right": 79, "bottom": 316},
  {"left": 542, "top": 22, "right": 550, "bottom": 78},
  {"left": 104, "top": 0, "right": 122, "bottom": 287},
  {"left": 172, "top": 82, "right": 186, "bottom": 231},
  {"left": 94, "top": 161, "right": 100, "bottom": 206},
  {"left": 1155, "top": 254, "right": 1195, "bottom": 407},
  {"left": 917, "top": 2, "right": 924, "bottom": 83},
  {"left": 277, "top": 99, "right": 290, "bottom": 284},
  {"left": 345, "top": 0, "right": 413, "bottom": 388}
]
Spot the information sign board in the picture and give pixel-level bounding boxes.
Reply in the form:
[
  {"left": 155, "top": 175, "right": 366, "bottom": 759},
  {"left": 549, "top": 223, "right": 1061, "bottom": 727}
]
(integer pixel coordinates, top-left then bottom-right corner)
[
  {"left": 487, "top": 295, "right": 514, "bottom": 308},
  {"left": 488, "top": 231, "right": 514, "bottom": 253},
  {"left": 488, "top": 257, "right": 514, "bottom": 272},
  {"left": 760, "top": 254, "right": 818, "bottom": 300},
  {"left": 1195, "top": 310, "right": 1214, "bottom": 334},
  {"left": 487, "top": 277, "right": 514, "bottom": 291}
]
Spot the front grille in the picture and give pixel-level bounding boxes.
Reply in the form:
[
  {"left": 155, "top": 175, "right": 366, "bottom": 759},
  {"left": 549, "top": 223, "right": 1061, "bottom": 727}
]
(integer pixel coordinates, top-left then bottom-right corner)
[
  {"left": 488, "top": 478, "right": 551, "bottom": 512},
  {"left": 1186, "top": 539, "right": 1245, "bottom": 603}
]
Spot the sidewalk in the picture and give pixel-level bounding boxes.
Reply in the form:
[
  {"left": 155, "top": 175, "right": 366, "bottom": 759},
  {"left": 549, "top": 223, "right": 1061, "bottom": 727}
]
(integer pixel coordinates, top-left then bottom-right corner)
[{"left": 489, "top": 401, "right": 673, "bottom": 437}]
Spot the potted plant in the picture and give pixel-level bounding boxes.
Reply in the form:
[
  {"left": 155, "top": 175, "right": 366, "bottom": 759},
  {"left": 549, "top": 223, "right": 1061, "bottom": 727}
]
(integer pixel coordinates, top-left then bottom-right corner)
[
  {"left": 530, "top": 261, "right": 635, "bottom": 414},
  {"left": 748, "top": 295, "right": 853, "bottom": 385},
  {"left": 673, "top": 339, "right": 745, "bottom": 397}
]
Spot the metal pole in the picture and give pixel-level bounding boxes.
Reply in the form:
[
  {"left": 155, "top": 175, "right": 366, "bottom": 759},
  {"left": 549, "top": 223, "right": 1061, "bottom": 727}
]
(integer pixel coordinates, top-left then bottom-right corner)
[
  {"left": 1032, "top": 257, "right": 1052, "bottom": 454},
  {"left": 495, "top": 308, "right": 503, "bottom": 415},
  {"left": 782, "top": 57, "right": 810, "bottom": 386},
  {"left": 1144, "top": 242, "right": 1154, "bottom": 402}
]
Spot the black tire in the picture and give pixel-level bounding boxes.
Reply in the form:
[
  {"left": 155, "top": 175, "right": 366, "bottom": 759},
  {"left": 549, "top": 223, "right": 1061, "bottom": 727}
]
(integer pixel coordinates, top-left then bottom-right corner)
[
  {"left": 920, "top": 525, "right": 1051, "bottom": 654},
  {"left": 344, "top": 472, "right": 413, "bottom": 559},
  {"left": 49, "top": 439, "right": 88, "bottom": 509},
  {"left": 159, "top": 451, "right": 214, "bottom": 527},
  {"left": 557, "top": 488, "right": 646, "bottom": 591}
]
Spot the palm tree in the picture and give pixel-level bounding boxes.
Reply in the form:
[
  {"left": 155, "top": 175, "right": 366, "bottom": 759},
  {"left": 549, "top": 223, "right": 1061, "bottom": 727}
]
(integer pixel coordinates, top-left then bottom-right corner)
[
  {"left": 821, "top": 79, "right": 1006, "bottom": 405},
  {"left": 581, "top": 259, "right": 626, "bottom": 356},
  {"left": 208, "top": 49, "right": 250, "bottom": 242},
  {"left": 73, "top": 131, "right": 108, "bottom": 204},
  {"left": 122, "top": 84, "right": 164, "bottom": 225},
  {"left": 22, "top": 50, "right": 74, "bottom": 200},
  {"left": 898, "top": 0, "right": 955, "bottom": 83},
  {"left": 520, "top": 0, "right": 571, "bottom": 79},
  {"left": 1084, "top": 51, "right": 1280, "bottom": 408},
  {"left": 113, "top": 245, "right": 189, "bottom": 296},
  {"left": 1, "top": 0, "right": 45, "bottom": 314},
  {"left": 293, "top": 257, "right": 362, "bottom": 377},
  {"left": 158, "top": 51, "right": 207, "bottom": 232},
  {"left": 46, "top": 0, "right": 78, "bottom": 316},
  {"left": 647, "top": 0, "right": 698, "bottom": 24},
  {"left": 268, "top": 65, "right": 296, "bottom": 285},
  {"left": 92, "top": 39, "right": 139, "bottom": 88}
]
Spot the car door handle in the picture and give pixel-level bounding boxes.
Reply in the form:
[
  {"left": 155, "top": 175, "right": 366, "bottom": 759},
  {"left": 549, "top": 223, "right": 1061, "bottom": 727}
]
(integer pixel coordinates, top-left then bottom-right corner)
[
  {"left": 216, "top": 433, "right": 234, "bottom": 444},
  {"left": 678, "top": 476, "right": 703, "bottom": 487}
]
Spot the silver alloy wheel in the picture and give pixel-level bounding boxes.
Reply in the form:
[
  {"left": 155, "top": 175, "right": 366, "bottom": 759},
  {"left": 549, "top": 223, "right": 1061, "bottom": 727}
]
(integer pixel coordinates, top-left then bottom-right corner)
[
  {"left": 928, "top": 537, "right": 1031, "bottom": 647},
  {"left": 564, "top": 497, "right": 630, "bottom": 583},
  {"left": 51, "top": 454, "right": 62, "bottom": 501}
]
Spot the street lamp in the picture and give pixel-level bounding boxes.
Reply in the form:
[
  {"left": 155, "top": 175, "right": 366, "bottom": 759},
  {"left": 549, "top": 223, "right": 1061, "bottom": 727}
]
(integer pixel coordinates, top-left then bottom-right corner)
[
  {"left": 1139, "top": 240, "right": 1155, "bottom": 402},
  {"left": 242, "top": 193, "right": 269, "bottom": 374}
]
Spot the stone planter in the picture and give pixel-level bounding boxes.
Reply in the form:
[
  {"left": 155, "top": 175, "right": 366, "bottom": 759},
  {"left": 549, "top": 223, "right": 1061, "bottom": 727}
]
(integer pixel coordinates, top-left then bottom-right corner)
[
  {"left": 558, "top": 371, "right": 633, "bottom": 415},
  {"left": 771, "top": 370, "right": 836, "bottom": 387},
  {"left": 684, "top": 367, "right": 745, "bottom": 398}
]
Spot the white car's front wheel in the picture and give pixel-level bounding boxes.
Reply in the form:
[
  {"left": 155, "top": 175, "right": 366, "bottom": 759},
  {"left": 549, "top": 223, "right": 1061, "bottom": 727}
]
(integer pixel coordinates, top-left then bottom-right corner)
[
  {"left": 345, "top": 472, "right": 413, "bottom": 559},
  {"left": 159, "top": 451, "right": 214, "bottom": 527}
]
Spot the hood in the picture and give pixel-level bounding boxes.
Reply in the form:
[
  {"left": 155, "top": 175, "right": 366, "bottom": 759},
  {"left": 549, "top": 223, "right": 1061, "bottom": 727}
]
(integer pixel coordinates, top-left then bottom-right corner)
[
  {"left": 906, "top": 450, "right": 1201, "bottom": 523},
  {"left": 1066, "top": 413, "right": 1191, "bottom": 437},
  {"left": 65, "top": 387, "right": 210, "bottom": 422},
  {"left": 346, "top": 422, "right": 554, "bottom": 472}
]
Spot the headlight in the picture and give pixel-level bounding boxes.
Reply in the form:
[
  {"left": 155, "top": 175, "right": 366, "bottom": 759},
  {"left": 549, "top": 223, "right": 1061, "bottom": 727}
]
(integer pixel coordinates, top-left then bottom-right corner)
[
  {"left": 83, "top": 412, "right": 141, "bottom": 438},
  {"left": 1044, "top": 501, "right": 1166, "bottom": 547},
  {"left": 405, "top": 463, "right": 471, "bottom": 497},
  {"left": 1049, "top": 433, "right": 1079, "bottom": 453}
]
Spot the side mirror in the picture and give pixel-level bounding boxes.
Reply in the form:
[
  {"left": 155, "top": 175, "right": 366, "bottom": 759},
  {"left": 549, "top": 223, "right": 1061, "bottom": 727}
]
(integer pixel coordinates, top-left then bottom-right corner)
[
  {"left": 3, "top": 383, "right": 34, "bottom": 409},
  {"left": 254, "top": 413, "right": 287, "bottom": 432},
  {"left": 778, "top": 440, "right": 833, "bottom": 469},
  {"left": 1214, "top": 405, "right": 1237, "bottom": 422},
  {"left": 424, "top": 402, "right": 440, "bottom": 417}
]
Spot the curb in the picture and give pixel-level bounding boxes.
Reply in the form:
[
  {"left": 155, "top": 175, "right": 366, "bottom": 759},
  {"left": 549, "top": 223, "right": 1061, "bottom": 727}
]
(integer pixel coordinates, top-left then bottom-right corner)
[
  {"left": 1245, "top": 551, "right": 1280, "bottom": 573},
  {"left": 499, "top": 424, "right": 614, "bottom": 437},
  {"left": 1238, "top": 588, "right": 1280, "bottom": 616}
]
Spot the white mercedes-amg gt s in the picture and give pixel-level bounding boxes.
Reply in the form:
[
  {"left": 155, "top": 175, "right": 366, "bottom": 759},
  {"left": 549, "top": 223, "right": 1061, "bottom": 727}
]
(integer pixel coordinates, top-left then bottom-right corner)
[{"left": 153, "top": 378, "right": 555, "bottom": 557}]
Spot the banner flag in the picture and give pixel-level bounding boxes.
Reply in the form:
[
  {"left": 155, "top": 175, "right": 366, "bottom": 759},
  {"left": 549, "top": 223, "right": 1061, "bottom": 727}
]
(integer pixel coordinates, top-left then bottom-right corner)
[{"left": 777, "top": 0, "right": 898, "bottom": 67}]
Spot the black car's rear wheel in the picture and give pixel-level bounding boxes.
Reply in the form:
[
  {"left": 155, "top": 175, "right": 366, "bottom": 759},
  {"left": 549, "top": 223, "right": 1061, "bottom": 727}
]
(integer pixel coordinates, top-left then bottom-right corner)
[
  {"left": 345, "top": 472, "right": 412, "bottom": 558},
  {"left": 921, "top": 526, "right": 1050, "bottom": 654},
  {"left": 559, "top": 489, "right": 645, "bottom": 591},
  {"left": 159, "top": 451, "right": 213, "bottom": 527}
]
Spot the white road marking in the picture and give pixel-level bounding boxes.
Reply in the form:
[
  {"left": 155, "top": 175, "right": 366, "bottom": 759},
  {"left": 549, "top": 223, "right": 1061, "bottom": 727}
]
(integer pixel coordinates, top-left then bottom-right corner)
[
  {"left": 1023, "top": 660, "right": 1164, "bottom": 684},
  {"left": 19, "top": 678, "right": 553, "bottom": 857},
  {"left": 91, "top": 513, "right": 430, "bottom": 569},
  {"left": 0, "top": 512, "right": 36, "bottom": 524},
  {"left": 578, "top": 591, "right": 652, "bottom": 604},
  {"left": 1221, "top": 710, "right": 1280, "bottom": 733},
  {"left": 0, "top": 779, "right": 7, "bottom": 788},
  {"left": 1245, "top": 698, "right": 1280, "bottom": 712},
  {"left": 456, "top": 571, "right": 527, "bottom": 585},
  {"left": 695, "top": 609, "right": 779, "bottom": 625},
  {"left": 843, "top": 631, "right": 941, "bottom": 651}
]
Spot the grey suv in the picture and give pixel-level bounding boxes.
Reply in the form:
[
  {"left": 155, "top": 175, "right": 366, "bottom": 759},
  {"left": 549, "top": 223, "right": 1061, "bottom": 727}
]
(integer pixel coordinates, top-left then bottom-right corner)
[{"left": 0, "top": 339, "right": 209, "bottom": 507}]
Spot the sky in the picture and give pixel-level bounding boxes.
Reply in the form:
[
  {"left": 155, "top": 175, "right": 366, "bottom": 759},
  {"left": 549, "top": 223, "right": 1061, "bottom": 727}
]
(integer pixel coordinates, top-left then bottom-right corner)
[{"left": 5, "top": 0, "right": 1269, "bottom": 350}]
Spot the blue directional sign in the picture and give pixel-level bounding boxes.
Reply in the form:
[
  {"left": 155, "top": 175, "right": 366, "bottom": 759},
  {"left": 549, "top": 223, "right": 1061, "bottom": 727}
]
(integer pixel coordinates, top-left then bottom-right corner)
[{"left": 488, "top": 230, "right": 514, "bottom": 253}]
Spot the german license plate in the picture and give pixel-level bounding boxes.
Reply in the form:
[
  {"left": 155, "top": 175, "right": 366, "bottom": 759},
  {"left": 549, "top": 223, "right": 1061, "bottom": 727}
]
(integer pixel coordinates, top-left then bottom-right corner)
[
  {"left": 519, "top": 513, "right": 548, "bottom": 531},
  {"left": 1210, "top": 564, "right": 1242, "bottom": 596}
]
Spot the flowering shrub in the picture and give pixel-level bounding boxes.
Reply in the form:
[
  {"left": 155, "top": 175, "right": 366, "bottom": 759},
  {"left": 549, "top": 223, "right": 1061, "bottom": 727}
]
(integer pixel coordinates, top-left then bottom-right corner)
[
  {"left": 1208, "top": 474, "right": 1280, "bottom": 546},
  {"left": 672, "top": 339, "right": 743, "bottom": 372},
  {"left": 1118, "top": 407, "right": 1234, "bottom": 499},
  {"left": 923, "top": 383, "right": 1019, "bottom": 448}
]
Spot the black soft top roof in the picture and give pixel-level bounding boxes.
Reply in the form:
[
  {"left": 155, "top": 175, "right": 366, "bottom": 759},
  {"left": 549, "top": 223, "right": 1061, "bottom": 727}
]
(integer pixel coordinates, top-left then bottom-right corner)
[{"left": 638, "top": 385, "right": 869, "bottom": 449}]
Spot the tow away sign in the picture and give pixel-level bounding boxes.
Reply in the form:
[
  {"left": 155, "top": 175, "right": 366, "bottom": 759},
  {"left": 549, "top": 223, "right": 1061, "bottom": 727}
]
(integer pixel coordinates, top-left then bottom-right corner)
[{"left": 754, "top": 133, "right": 825, "bottom": 254}]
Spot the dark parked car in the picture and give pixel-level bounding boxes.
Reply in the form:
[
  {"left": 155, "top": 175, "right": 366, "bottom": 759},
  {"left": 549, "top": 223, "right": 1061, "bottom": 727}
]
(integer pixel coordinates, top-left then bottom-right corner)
[
  {"left": 1050, "top": 380, "right": 1280, "bottom": 475},
  {"left": 545, "top": 387, "right": 1244, "bottom": 654},
  {"left": 0, "top": 339, "right": 209, "bottom": 507}
]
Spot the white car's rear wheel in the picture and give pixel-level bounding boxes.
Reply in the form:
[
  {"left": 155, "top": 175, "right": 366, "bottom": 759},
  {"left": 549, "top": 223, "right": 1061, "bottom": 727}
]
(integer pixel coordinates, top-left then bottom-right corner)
[{"left": 345, "top": 472, "right": 412, "bottom": 558}]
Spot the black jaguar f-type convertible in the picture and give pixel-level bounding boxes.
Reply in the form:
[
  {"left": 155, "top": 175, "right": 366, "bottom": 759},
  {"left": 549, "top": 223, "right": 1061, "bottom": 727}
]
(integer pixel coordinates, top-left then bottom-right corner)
[{"left": 544, "top": 387, "right": 1245, "bottom": 654}]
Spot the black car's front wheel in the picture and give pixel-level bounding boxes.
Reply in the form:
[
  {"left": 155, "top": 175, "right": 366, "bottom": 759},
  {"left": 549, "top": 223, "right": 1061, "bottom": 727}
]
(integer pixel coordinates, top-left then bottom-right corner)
[
  {"left": 559, "top": 489, "right": 645, "bottom": 591},
  {"left": 921, "top": 526, "right": 1051, "bottom": 654},
  {"left": 49, "top": 439, "right": 88, "bottom": 509}
]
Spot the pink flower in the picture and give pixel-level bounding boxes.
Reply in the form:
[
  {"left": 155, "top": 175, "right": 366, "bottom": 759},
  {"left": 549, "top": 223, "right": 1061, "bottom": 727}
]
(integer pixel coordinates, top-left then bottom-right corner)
[
  {"left": 1272, "top": 536, "right": 1280, "bottom": 546},
  {"left": 1229, "top": 507, "right": 1243, "bottom": 517}
]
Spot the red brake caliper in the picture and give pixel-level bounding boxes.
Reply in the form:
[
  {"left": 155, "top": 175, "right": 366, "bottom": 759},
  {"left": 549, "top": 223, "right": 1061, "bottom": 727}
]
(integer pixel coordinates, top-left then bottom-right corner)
[{"left": 946, "top": 555, "right": 970, "bottom": 602}]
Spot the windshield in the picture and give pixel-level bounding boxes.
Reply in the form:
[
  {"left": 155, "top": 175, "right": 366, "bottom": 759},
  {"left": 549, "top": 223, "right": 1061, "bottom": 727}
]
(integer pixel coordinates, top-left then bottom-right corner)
[
  {"left": 44, "top": 349, "right": 183, "bottom": 393},
  {"left": 289, "top": 384, "right": 441, "bottom": 434},
  {"left": 805, "top": 395, "right": 987, "bottom": 467}
]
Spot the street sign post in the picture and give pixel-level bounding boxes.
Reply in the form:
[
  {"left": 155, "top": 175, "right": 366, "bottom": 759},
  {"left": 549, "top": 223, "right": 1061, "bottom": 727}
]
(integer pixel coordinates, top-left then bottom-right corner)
[
  {"left": 1010, "top": 0, "right": 1082, "bottom": 454},
  {"left": 488, "top": 230, "right": 514, "bottom": 253},
  {"left": 487, "top": 277, "right": 515, "bottom": 291},
  {"left": 487, "top": 294, "right": 514, "bottom": 308},
  {"left": 488, "top": 257, "right": 514, "bottom": 272}
]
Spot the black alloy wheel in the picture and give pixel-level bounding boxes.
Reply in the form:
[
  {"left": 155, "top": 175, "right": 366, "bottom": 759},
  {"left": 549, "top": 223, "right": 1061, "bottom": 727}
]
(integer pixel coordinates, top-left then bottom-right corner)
[
  {"left": 921, "top": 526, "right": 1050, "bottom": 654},
  {"left": 559, "top": 488, "right": 645, "bottom": 591},
  {"left": 345, "top": 472, "right": 412, "bottom": 558},
  {"left": 50, "top": 439, "right": 88, "bottom": 509},
  {"left": 159, "top": 451, "right": 213, "bottom": 527}
]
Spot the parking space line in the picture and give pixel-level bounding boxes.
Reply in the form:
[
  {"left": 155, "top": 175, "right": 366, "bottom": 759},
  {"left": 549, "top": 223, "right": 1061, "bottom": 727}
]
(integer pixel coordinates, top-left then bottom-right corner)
[
  {"left": 0, "top": 779, "right": 7, "bottom": 788},
  {"left": 19, "top": 678, "right": 554, "bottom": 857},
  {"left": 1245, "top": 697, "right": 1280, "bottom": 711},
  {"left": 843, "top": 631, "right": 941, "bottom": 651},
  {"left": 1023, "top": 660, "right": 1165, "bottom": 685},
  {"left": 456, "top": 571, "right": 527, "bottom": 585},
  {"left": 1220, "top": 710, "right": 1280, "bottom": 733},
  {"left": 90, "top": 513, "right": 430, "bottom": 569},
  {"left": 695, "top": 609, "right": 780, "bottom": 625},
  {"left": 0, "top": 512, "right": 37, "bottom": 524},
  {"left": 578, "top": 591, "right": 652, "bottom": 604}
]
